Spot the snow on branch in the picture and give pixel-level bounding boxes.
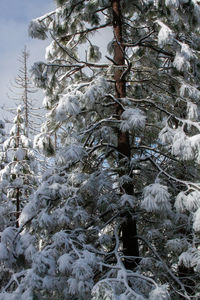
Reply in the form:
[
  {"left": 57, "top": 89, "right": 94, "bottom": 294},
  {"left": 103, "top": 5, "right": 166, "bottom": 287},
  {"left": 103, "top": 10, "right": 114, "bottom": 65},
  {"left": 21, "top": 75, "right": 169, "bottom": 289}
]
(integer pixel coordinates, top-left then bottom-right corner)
[{"left": 156, "top": 21, "right": 174, "bottom": 47}]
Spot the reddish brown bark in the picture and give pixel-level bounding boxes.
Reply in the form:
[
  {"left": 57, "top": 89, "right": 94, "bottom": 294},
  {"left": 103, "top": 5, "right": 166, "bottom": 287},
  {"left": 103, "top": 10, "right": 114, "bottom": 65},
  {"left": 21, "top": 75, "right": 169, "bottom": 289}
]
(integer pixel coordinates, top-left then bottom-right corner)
[
  {"left": 112, "top": 0, "right": 139, "bottom": 269},
  {"left": 112, "top": 0, "right": 130, "bottom": 158}
]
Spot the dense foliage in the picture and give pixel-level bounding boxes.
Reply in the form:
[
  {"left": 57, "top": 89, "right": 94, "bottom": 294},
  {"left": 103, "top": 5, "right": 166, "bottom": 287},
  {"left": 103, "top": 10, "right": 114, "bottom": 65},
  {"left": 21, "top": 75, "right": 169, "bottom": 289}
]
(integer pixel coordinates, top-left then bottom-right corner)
[{"left": 1, "top": 0, "right": 200, "bottom": 299}]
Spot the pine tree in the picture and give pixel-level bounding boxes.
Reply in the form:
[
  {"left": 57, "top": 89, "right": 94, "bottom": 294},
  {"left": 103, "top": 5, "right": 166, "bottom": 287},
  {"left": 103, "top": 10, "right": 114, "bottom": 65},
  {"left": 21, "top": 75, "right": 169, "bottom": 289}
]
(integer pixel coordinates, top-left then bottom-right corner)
[
  {"left": 0, "top": 120, "right": 11, "bottom": 232},
  {"left": 1, "top": 0, "right": 200, "bottom": 299},
  {"left": 1, "top": 106, "right": 38, "bottom": 228}
]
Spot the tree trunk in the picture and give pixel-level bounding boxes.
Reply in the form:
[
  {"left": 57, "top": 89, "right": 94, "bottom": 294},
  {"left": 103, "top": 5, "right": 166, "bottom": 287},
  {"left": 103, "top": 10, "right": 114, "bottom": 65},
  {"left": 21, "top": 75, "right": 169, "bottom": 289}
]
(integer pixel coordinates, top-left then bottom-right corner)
[
  {"left": 23, "top": 47, "right": 29, "bottom": 137},
  {"left": 112, "top": 0, "right": 139, "bottom": 269},
  {"left": 16, "top": 187, "right": 20, "bottom": 228}
]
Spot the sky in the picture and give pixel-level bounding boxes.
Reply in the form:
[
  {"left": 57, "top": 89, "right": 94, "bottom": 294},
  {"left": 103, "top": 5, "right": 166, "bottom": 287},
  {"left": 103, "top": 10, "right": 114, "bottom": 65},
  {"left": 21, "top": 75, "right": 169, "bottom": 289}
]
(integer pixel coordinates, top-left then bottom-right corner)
[{"left": 0, "top": 0, "right": 55, "bottom": 120}]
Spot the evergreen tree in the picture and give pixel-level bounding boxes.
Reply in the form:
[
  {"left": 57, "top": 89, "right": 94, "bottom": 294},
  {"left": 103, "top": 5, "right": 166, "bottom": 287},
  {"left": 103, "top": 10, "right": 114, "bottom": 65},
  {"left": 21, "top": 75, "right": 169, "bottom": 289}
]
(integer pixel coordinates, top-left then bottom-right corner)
[
  {"left": 1, "top": 106, "right": 38, "bottom": 228},
  {"left": 0, "top": 120, "right": 11, "bottom": 232},
  {"left": 1, "top": 0, "right": 200, "bottom": 299}
]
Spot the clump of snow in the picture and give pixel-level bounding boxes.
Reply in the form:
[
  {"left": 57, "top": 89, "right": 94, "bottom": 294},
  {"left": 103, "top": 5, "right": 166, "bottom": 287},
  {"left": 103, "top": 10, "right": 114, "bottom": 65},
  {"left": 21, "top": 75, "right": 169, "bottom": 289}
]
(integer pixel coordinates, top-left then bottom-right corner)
[
  {"left": 15, "top": 148, "right": 26, "bottom": 161},
  {"left": 58, "top": 253, "right": 74, "bottom": 273},
  {"left": 190, "top": 134, "right": 200, "bottom": 163},
  {"left": 175, "top": 190, "right": 200, "bottom": 213},
  {"left": 19, "top": 202, "right": 36, "bottom": 225},
  {"left": 156, "top": 21, "right": 174, "bottom": 46},
  {"left": 56, "top": 144, "right": 87, "bottom": 166},
  {"left": 165, "top": 0, "right": 179, "bottom": 8},
  {"left": 193, "top": 207, "right": 200, "bottom": 231},
  {"left": 120, "top": 108, "right": 146, "bottom": 132},
  {"left": 29, "top": 19, "right": 48, "bottom": 40},
  {"left": 55, "top": 94, "right": 80, "bottom": 121},
  {"left": 38, "top": 212, "right": 53, "bottom": 228},
  {"left": 173, "top": 52, "right": 190, "bottom": 72},
  {"left": 178, "top": 251, "right": 193, "bottom": 268},
  {"left": 0, "top": 243, "right": 9, "bottom": 260},
  {"left": 31, "top": 62, "right": 47, "bottom": 89},
  {"left": 45, "top": 41, "right": 58, "bottom": 61},
  {"left": 166, "top": 238, "right": 188, "bottom": 253},
  {"left": 141, "top": 183, "right": 171, "bottom": 213},
  {"left": 52, "top": 231, "right": 70, "bottom": 249},
  {"left": 173, "top": 42, "right": 194, "bottom": 72},
  {"left": 180, "top": 43, "right": 193, "bottom": 60},
  {"left": 1, "top": 227, "right": 17, "bottom": 245},
  {"left": 184, "top": 191, "right": 200, "bottom": 212},
  {"left": 171, "top": 128, "right": 194, "bottom": 160},
  {"left": 34, "top": 133, "right": 55, "bottom": 157},
  {"left": 159, "top": 126, "right": 175, "bottom": 145},
  {"left": 119, "top": 193, "right": 136, "bottom": 208},
  {"left": 149, "top": 284, "right": 170, "bottom": 300},
  {"left": 174, "top": 191, "right": 187, "bottom": 212},
  {"left": 21, "top": 135, "right": 32, "bottom": 148},
  {"left": 187, "top": 101, "right": 198, "bottom": 120},
  {"left": 180, "top": 83, "right": 200, "bottom": 100},
  {"left": 83, "top": 77, "right": 109, "bottom": 109}
]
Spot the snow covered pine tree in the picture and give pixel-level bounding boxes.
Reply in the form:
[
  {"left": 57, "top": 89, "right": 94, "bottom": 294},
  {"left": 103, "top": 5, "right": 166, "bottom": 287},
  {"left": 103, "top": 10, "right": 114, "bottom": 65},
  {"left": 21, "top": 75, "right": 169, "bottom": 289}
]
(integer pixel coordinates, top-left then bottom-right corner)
[
  {"left": 1, "top": 0, "right": 200, "bottom": 299},
  {"left": 1, "top": 106, "right": 38, "bottom": 228},
  {"left": 0, "top": 106, "right": 38, "bottom": 294}
]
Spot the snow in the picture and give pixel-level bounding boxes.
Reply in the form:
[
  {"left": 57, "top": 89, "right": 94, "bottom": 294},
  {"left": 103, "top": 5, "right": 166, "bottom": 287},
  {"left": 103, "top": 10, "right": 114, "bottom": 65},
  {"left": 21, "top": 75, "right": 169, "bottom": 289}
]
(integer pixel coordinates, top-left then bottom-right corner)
[
  {"left": 67, "top": 278, "right": 79, "bottom": 295},
  {"left": 21, "top": 288, "right": 34, "bottom": 300},
  {"left": 178, "top": 251, "right": 193, "bottom": 268},
  {"left": 120, "top": 108, "right": 146, "bottom": 132},
  {"left": 156, "top": 21, "right": 174, "bottom": 46},
  {"left": 57, "top": 253, "right": 74, "bottom": 273},
  {"left": 1, "top": 227, "right": 17, "bottom": 245},
  {"left": 84, "top": 76, "right": 109, "bottom": 109},
  {"left": 21, "top": 135, "right": 32, "bottom": 148},
  {"left": 180, "top": 43, "right": 193, "bottom": 60},
  {"left": 166, "top": 238, "right": 188, "bottom": 253},
  {"left": 184, "top": 191, "right": 200, "bottom": 212},
  {"left": 0, "top": 293, "right": 16, "bottom": 300},
  {"left": 174, "top": 191, "right": 187, "bottom": 212},
  {"left": 31, "top": 62, "right": 47, "bottom": 89},
  {"left": 119, "top": 194, "right": 136, "bottom": 208},
  {"left": 173, "top": 52, "right": 190, "bottom": 72},
  {"left": 28, "top": 19, "right": 48, "bottom": 40},
  {"left": 15, "top": 148, "right": 25, "bottom": 161},
  {"left": 45, "top": 41, "right": 57, "bottom": 61},
  {"left": 193, "top": 207, "right": 200, "bottom": 231},
  {"left": 19, "top": 202, "right": 36, "bottom": 225},
  {"left": 38, "top": 212, "right": 53, "bottom": 228},
  {"left": 2, "top": 0, "right": 200, "bottom": 298},
  {"left": 52, "top": 231, "right": 70, "bottom": 249},
  {"left": 159, "top": 126, "right": 175, "bottom": 145},
  {"left": 56, "top": 94, "right": 81, "bottom": 121},
  {"left": 56, "top": 144, "right": 87, "bottom": 166},
  {"left": 34, "top": 133, "right": 55, "bottom": 157},
  {"left": 149, "top": 285, "right": 170, "bottom": 300},
  {"left": 141, "top": 193, "right": 159, "bottom": 212},
  {"left": 141, "top": 183, "right": 171, "bottom": 213},
  {"left": 171, "top": 128, "right": 194, "bottom": 160},
  {"left": 72, "top": 258, "right": 93, "bottom": 280},
  {"left": 165, "top": 0, "right": 179, "bottom": 8},
  {"left": 180, "top": 83, "right": 200, "bottom": 100},
  {"left": 187, "top": 102, "right": 198, "bottom": 120},
  {"left": 0, "top": 243, "right": 9, "bottom": 260}
]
